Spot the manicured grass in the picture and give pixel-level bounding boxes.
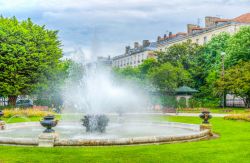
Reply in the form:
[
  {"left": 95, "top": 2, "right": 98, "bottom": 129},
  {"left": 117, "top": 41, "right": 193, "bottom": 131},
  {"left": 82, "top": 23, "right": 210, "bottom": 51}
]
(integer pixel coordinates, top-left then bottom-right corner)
[
  {"left": 3, "top": 116, "right": 42, "bottom": 123},
  {"left": 2, "top": 114, "right": 61, "bottom": 123},
  {"left": 0, "top": 116, "right": 250, "bottom": 163}
]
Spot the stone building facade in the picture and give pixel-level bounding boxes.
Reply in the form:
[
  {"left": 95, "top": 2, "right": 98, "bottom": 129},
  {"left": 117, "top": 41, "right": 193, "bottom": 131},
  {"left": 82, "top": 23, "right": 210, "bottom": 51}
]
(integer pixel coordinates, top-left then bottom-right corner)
[
  {"left": 112, "top": 41, "right": 157, "bottom": 68},
  {"left": 157, "top": 13, "right": 250, "bottom": 51},
  {"left": 112, "top": 13, "right": 250, "bottom": 68}
]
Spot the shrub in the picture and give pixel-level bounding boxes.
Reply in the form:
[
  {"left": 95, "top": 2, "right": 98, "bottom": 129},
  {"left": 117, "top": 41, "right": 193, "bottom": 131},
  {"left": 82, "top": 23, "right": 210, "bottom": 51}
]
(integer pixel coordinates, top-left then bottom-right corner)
[
  {"left": 178, "top": 97, "right": 187, "bottom": 108},
  {"left": 2, "top": 108, "right": 54, "bottom": 118},
  {"left": 224, "top": 114, "right": 250, "bottom": 122},
  {"left": 160, "top": 95, "right": 177, "bottom": 108}
]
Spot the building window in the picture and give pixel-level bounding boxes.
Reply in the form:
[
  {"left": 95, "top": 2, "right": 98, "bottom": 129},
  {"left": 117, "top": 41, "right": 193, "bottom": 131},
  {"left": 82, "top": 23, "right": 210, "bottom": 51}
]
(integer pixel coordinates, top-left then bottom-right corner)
[{"left": 204, "top": 36, "right": 207, "bottom": 44}]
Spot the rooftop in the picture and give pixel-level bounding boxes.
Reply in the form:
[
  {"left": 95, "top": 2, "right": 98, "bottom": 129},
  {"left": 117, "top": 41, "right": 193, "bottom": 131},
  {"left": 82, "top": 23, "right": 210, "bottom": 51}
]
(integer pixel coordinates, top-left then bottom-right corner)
[
  {"left": 232, "top": 13, "right": 250, "bottom": 23},
  {"left": 112, "top": 13, "right": 250, "bottom": 60},
  {"left": 175, "top": 86, "right": 198, "bottom": 94}
]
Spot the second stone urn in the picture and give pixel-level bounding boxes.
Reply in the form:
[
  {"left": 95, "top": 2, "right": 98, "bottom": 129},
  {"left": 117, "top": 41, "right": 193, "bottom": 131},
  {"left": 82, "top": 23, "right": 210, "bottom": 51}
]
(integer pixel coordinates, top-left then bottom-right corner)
[
  {"left": 0, "top": 110, "right": 5, "bottom": 130},
  {"left": 40, "top": 115, "right": 58, "bottom": 133},
  {"left": 199, "top": 111, "right": 212, "bottom": 124}
]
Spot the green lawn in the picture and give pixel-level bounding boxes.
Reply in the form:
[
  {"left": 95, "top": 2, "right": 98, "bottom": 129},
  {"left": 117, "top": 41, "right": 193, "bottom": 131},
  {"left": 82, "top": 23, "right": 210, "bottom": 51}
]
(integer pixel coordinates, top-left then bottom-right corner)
[
  {"left": 2, "top": 116, "right": 42, "bottom": 123},
  {"left": 0, "top": 116, "right": 250, "bottom": 163},
  {"left": 2, "top": 114, "right": 61, "bottom": 123}
]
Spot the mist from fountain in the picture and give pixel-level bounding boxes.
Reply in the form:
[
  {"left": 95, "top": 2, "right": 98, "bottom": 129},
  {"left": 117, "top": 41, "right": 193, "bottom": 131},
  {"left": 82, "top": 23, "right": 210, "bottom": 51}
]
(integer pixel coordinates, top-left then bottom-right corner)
[{"left": 62, "top": 51, "right": 151, "bottom": 114}]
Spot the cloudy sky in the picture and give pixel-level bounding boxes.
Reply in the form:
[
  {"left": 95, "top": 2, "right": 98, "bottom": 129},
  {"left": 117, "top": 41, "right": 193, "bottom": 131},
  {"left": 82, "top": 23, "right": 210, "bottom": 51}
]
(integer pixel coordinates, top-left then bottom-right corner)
[{"left": 0, "top": 0, "right": 249, "bottom": 59}]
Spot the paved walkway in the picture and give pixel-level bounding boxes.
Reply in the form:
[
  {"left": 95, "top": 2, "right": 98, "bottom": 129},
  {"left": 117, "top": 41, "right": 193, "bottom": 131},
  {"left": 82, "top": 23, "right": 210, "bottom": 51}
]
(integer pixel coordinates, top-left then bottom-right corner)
[
  {"left": 62, "top": 112, "right": 228, "bottom": 117},
  {"left": 163, "top": 113, "right": 227, "bottom": 117}
]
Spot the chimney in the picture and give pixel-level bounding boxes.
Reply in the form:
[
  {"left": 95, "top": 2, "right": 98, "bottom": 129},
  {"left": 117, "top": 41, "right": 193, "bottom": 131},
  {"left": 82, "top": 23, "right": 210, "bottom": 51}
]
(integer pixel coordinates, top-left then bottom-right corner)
[
  {"left": 157, "top": 36, "right": 161, "bottom": 42},
  {"left": 142, "top": 40, "right": 150, "bottom": 47},
  {"left": 125, "top": 46, "right": 130, "bottom": 54},
  {"left": 168, "top": 32, "right": 172, "bottom": 38},
  {"left": 134, "top": 42, "right": 139, "bottom": 49},
  {"left": 205, "top": 16, "right": 220, "bottom": 27},
  {"left": 187, "top": 24, "right": 199, "bottom": 34},
  {"left": 164, "top": 34, "right": 167, "bottom": 40}
]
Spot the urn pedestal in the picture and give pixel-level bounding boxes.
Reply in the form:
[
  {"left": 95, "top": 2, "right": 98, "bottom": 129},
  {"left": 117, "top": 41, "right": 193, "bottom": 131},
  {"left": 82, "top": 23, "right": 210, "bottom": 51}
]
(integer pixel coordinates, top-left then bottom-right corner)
[
  {"left": 200, "top": 124, "right": 213, "bottom": 136},
  {"left": 38, "top": 132, "right": 58, "bottom": 147}
]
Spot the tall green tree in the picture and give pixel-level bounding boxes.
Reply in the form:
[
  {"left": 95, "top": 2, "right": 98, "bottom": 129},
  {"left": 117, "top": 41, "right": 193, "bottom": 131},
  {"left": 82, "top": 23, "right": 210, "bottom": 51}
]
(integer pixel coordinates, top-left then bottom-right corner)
[
  {"left": 157, "top": 40, "right": 204, "bottom": 88},
  {"left": 147, "top": 62, "right": 190, "bottom": 93},
  {"left": 137, "top": 58, "right": 158, "bottom": 79},
  {"left": 33, "top": 60, "right": 71, "bottom": 108},
  {"left": 226, "top": 26, "right": 250, "bottom": 67},
  {"left": 197, "top": 33, "right": 230, "bottom": 103},
  {"left": 0, "top": 17, "right": 62, "bottom": 105},
  {"left": 215, "top": 61, "right": 250, "bottom": 108},
  {"left": 157, "top": 40, "right": 203, "bottom": 70}
]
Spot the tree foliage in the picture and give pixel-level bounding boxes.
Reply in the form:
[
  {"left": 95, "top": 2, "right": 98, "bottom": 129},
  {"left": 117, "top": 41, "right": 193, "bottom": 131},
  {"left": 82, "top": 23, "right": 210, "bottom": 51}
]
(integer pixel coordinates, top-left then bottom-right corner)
[
  {"left": 216, "top": 61, "right": 250, "bottom": 108},
  {"left": 226, "top": 27, "right": 250, "bottom": 67},
  {"left": 33, "top": 60, "right": 71, "bottom": 108},
  {"left": 147, "top": 62, "right": 190, "bottom": 93},
  {"left": 0, "top": 17, "right": 62, "bottom": 105},
  {"left": 196, "top": 33, "right": 230, "bottom": 100},
  {"left": 112, "top": 27, "right": 250, "bottom": 108}
]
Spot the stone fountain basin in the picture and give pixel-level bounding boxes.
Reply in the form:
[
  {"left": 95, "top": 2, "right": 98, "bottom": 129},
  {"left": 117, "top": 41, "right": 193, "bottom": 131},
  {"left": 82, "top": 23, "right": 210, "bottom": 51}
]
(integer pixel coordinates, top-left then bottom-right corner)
[{"left": 0, "top": 122, "right": 210, "bottom": 146}]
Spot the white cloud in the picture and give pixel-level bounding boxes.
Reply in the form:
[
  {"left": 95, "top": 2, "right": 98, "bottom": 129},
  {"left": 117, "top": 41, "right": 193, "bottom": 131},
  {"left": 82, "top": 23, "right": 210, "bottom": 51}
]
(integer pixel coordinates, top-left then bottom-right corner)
[{"left": 0, "top": 0, "right": 249, "bottom": 57}]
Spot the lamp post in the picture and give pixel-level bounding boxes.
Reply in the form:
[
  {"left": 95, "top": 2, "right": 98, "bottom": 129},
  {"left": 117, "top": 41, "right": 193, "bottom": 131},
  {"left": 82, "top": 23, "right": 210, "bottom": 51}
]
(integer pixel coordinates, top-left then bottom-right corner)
[{"left": 221, "top": 52, "right": 226, "bottom": 109}]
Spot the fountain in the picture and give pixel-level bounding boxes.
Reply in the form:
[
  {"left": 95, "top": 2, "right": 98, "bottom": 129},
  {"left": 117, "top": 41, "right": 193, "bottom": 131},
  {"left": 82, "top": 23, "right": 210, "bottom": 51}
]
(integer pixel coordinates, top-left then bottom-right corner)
[
  {"left": 0, "top": 54, "right": 213, "bottom": 147},
  {"left": 82, "top": 114, "right": 109, "bottom": 133}
]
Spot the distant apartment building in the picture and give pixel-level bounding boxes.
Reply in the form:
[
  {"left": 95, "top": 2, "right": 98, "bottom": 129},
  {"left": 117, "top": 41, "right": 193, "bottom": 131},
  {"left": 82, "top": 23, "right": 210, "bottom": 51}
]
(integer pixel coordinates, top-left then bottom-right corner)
[
  {"left": 112, "top": 13, "right": 250, "bottom": 68},
  {"left": 112, "top": 41, "right": 157, "bottom": 68},
  {"left": 157, "top": 13, "right": 250, "bottom": 50},
  {"left": 86, "top": 56, "right": 112, "bottom": 69}
]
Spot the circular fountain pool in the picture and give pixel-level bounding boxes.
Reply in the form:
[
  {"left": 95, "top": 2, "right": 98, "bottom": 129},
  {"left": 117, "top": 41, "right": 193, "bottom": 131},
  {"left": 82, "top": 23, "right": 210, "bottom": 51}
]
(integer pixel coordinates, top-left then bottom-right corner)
[{"left": 0, "top": 121, "right": 211, "bottom": 146}]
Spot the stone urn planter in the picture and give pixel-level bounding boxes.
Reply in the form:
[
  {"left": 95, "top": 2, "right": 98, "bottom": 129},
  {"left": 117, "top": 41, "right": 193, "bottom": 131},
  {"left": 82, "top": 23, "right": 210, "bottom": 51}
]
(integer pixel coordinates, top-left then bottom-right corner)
[
  {"left": 0, "top": 110, "right": 5, "bottom": 130},
  {"left": 199, "top": 111, "right": 212, "bottom": 124},
  {"left": 40, "top": 115, "right": 58, "bottom": 133}
]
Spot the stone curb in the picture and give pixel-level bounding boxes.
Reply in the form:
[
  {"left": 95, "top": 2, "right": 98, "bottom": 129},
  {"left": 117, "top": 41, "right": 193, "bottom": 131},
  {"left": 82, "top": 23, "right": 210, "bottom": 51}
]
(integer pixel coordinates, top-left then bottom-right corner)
[{"left": 0, "top": 122, "right": 212, "bottom": 146}]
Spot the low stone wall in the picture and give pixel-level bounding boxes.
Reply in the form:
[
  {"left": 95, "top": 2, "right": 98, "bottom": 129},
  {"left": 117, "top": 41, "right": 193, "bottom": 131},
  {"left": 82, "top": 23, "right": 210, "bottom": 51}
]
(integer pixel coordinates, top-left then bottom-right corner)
[
  {"left": 0, "top": 137, "right": 38, "bottom": 145},
  {"left": 0, "top": 122, "right": 212, "bottom": 147},
  {"left": 55, "top": 129, "right": 210, "bottom": 146}
]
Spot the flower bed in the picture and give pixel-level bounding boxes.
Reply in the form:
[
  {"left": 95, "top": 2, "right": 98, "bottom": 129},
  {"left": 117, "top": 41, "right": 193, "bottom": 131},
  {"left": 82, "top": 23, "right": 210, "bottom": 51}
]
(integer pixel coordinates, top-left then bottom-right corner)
[
  {"left": 2, "top": 108, "right": 54, "bottom": 118},
  {"left": 224, "top": 114, "right": 250, "bottom": 122}
]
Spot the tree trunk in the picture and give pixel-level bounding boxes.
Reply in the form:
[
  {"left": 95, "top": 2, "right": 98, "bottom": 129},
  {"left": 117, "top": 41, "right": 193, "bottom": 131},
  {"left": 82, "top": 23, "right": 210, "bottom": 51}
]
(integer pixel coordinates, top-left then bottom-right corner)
[
  {"left": 223, "top": 92, "right": 227, "bottom": 107},
  {"left": 245, "top": 97, "right": 250, "bottom": 108},
  {"left": 8, "top": 95, "right": 18, "bottom": 106}
]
